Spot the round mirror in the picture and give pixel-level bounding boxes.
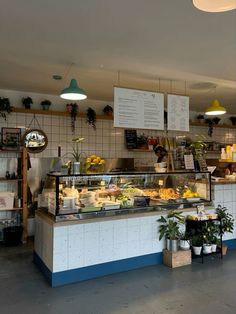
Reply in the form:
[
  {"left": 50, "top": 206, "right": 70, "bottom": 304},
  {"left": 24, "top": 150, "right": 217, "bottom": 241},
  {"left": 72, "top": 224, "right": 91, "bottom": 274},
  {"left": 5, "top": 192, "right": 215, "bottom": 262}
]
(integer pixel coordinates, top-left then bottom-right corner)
[{"left": 23, "top": 129, "right": 48, "bottom": 153}]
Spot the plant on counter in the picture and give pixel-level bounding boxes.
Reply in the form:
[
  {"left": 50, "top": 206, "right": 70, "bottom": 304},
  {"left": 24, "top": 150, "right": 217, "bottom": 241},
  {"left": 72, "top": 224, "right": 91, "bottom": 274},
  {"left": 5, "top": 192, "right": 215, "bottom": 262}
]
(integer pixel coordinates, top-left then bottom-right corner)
[
  {"left": 66, "top": 103, "right": 78, "bottom": 133},
  {"left": 0, "top": 97, "right": 12, "bottom": 120},
  {"left": 22, "top": 97, "right": 33, "bottom": 109},
  {"left": 41, "top": 99, "right": 51, "bottom": 110},
  {"left": 158, "top": 211, "right": 185, "bottom": 252},
  {"left": 70, "top": 137, "right": 85, "bottom": 162},
  {"left": 86, "top": 107, "right": 96, "bottom": 130},
  {"left": 103, "top": 105, "right": 113, "bottom": 116}
]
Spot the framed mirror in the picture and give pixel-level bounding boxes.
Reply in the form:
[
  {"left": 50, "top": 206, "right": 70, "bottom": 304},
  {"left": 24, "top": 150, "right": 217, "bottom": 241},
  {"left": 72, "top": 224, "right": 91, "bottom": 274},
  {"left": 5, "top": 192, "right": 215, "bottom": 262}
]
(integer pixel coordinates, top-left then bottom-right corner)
[{"left": 23, "top": 129, "right": 48, "bottom": 153}]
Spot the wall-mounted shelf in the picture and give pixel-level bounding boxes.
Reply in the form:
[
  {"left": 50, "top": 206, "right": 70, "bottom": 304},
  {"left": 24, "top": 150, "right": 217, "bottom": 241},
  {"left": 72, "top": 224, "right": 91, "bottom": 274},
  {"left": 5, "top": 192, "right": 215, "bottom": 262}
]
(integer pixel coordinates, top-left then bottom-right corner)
[
  {"left": 12, "top": 108, "right": 113, "bottom": 120},
  {"left": 128, "top": 148, "right": 153, "bottom": 152},
  {"left": 190, "top": 121, "right": 236, "bottom": 129}
]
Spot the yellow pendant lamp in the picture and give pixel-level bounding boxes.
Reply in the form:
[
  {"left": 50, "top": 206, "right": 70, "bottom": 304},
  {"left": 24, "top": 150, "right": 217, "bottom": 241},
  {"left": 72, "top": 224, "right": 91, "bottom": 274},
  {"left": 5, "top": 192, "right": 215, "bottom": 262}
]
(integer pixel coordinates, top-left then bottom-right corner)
[{"left": 205, "top": 99, "right": 226, "bottom": 115}]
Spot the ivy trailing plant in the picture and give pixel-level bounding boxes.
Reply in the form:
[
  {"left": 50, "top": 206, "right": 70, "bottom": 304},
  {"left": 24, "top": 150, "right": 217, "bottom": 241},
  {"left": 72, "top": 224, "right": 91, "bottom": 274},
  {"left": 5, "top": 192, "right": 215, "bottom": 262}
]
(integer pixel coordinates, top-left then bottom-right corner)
[
  {"left": 66, "top": 103, "right": 78, "bottom": 133},
  {"left": 86, "top": 107, "right": 96, "bottom": 130},
  {"left": 0, "top": 97, "right": 12, "bottom": 120}
]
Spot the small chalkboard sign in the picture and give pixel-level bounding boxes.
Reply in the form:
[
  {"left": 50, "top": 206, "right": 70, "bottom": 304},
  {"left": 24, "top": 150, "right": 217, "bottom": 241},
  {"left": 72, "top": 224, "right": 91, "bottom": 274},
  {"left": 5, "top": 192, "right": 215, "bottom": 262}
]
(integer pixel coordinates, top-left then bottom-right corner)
[
  {"left": 125, "top": 129, "right": 137, "bottom": 149},
  {"left": 195, "top": 149, "right": 208, "bottom": 171}
]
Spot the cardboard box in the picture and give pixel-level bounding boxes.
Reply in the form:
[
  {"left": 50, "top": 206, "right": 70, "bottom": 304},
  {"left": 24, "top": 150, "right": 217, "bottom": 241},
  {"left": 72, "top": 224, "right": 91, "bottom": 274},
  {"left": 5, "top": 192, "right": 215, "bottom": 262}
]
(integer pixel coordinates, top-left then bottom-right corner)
[
  {"left": 163, "top": 249, "right": 191, "bottom": 268},
  {"left": 0, "top": 192, "right": 15, "bottom": 210}
]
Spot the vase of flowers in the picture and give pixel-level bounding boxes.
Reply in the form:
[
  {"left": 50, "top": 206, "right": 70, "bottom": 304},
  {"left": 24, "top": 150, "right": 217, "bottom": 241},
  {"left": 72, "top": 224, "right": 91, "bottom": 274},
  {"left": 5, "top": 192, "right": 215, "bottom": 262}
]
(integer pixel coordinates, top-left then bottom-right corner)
[{"left": 70, "top": 137, "right": 85, "bottom": 174}]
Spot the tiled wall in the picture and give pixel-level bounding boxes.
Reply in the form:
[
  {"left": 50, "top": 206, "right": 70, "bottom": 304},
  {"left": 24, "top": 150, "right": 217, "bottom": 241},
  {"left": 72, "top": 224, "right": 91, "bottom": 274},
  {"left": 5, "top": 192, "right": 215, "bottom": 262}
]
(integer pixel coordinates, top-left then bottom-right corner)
[
  {"left": 2, "top": 111, "right": 236, "bottom": 167},
  {"left": 212, "top": 184, "right": 236, "bottom": 240}
]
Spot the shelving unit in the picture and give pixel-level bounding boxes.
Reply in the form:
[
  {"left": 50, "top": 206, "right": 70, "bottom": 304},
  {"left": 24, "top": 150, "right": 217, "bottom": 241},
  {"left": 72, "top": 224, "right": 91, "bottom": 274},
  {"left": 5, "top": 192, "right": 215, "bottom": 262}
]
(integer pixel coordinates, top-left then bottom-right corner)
[
  {"left": 190, "top": 121, "right": 236, "bottom": 129},
  {"left": 186, "top": 218, "right": 223, "bottom": 264},
  {"left": 12, "top": 107, "right": 113, "bottom": 120},
  {"left": 0, "top": 147, "right": 28, "bottom": 242}
]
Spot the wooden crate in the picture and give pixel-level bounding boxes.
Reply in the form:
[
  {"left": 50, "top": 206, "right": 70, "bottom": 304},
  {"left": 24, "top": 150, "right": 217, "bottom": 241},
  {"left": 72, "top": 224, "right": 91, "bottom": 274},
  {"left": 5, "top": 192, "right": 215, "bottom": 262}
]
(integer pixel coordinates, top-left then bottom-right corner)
[{"left": 163, "top": 249, "right": 191, "bottom": 268}]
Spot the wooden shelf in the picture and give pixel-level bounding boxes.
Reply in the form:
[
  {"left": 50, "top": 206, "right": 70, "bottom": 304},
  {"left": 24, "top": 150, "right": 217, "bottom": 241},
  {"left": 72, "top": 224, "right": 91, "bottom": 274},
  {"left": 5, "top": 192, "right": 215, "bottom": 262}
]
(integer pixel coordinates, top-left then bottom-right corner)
[
  {"left": 12, "top": 107, "right": 113, "bottom": 120},
  {"left": 0, "top": 178, "right": 22, "bottom": 182},
  {"left": 128, "top": 149, "right": 153, "bottom": 152},
  {"left": 190, "top": 121, "right": 236, "bottom": 129}
]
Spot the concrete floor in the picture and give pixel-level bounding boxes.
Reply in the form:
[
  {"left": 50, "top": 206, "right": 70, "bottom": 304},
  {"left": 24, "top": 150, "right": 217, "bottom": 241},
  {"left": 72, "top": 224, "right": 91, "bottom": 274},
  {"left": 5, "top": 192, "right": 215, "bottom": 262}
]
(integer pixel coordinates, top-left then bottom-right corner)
[{"left": 0, "top": 242, "right": 235, "bottom": 314}]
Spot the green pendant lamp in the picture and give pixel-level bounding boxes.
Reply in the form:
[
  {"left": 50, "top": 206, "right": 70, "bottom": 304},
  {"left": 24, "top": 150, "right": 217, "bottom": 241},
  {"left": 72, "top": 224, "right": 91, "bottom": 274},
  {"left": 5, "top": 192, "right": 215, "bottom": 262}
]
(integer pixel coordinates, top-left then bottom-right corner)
[
  {"left": 60, "top": 79, "right": 87, "bottom": 100},
  {"left": 205, "top": 99, "right": 226, "bottom": 115}
]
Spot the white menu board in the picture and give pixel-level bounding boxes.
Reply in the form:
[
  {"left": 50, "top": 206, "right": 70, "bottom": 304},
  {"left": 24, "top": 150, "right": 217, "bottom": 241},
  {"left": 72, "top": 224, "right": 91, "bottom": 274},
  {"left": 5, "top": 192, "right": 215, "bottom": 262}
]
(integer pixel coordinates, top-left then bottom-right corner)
[
  {"left": 167, "top": 94, "right": 189, "bottom": 131},
  {"left": 114, "top": 87, "right": 164, "bottom": 130}
]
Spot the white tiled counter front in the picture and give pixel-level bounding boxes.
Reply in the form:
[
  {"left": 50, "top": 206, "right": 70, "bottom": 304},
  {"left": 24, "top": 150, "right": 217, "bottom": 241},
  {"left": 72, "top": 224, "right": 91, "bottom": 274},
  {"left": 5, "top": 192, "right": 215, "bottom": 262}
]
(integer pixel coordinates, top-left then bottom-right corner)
[{"left": 212, "top": 182, "right": 236, "bottom": 241}]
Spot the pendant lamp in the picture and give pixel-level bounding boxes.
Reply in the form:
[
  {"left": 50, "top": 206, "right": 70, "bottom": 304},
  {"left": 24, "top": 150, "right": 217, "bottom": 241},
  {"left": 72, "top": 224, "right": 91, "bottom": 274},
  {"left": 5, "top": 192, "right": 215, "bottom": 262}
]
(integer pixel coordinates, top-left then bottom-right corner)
[
  {"left": 60, "top": 79, "right": 87, "bottom": 100},
  {"left": 205, "top": 99, "right": 226, "bottom": 115},
  {"left": 193, "top": 0, "right": 236, "bottom": 12}
]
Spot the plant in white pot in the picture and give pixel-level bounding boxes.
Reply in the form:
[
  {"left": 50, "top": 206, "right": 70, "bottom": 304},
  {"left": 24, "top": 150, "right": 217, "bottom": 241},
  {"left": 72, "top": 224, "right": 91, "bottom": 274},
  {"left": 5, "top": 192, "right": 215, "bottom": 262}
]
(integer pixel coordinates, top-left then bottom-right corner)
[
  {"left": 179, "top": 230, "right": 191, "bottom": 250},
  {"left": 158, "top": 211, "right": 185, "bottom": 252},
  {"left": 191, "top": 234, "right": 203, "bottom": 255}
]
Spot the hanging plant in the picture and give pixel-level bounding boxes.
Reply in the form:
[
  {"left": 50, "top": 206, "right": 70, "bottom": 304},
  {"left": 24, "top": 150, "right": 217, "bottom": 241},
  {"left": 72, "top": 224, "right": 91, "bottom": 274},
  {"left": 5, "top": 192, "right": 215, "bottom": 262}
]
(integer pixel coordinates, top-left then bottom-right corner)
[
  {"left": 103, "top": 105, "right": 113, "bottom": 116},
  {"left": 66, "top": 103, "right": 78, "bottom": 133},
  {"left": 205, "top": 118, "right": 213, "bottom": 137},
  {"left": 86, "top": 107, "right": 96, "bottom": 130},
  {"left": 0, "top": 97, "right": 12, "bottom": 120}
]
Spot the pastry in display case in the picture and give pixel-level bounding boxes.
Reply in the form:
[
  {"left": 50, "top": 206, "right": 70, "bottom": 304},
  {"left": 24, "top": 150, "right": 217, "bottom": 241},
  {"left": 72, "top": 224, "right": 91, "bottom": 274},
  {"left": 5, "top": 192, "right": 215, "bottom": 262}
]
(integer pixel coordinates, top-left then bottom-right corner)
[{"left": 41, "top": 171, "right": 211, "bottom": 219}]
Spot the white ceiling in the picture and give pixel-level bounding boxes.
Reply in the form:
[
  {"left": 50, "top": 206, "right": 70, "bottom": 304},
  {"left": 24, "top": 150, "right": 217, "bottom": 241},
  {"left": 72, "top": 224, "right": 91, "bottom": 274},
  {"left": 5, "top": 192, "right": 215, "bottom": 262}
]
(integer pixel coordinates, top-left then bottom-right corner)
[{"left": 0, "top": 0, "right": 235, "bottom": 112}]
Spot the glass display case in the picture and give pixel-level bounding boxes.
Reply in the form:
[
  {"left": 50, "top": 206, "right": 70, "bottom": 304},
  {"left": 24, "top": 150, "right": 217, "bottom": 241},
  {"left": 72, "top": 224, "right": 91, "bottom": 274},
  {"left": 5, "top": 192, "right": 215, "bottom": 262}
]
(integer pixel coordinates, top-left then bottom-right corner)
[{"left": 41, "top": 171, "right": 211, "bottom": 219}]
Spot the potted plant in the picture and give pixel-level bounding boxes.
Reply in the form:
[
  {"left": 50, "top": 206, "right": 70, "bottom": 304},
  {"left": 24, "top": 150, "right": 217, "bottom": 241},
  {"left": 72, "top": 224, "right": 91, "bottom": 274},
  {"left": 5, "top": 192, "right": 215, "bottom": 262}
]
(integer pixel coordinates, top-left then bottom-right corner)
[
  {"left": 103, "top": 105, "right": 113, "bottom": 117},
  {"left": 86, "top": 107, "right": 96, "bottom": 130},
  {"left": 197, "top": 114, "right": 205, "bottom": 123},
  {"left": 230, "top": 116, "right": 236, "bottom": 126},
  {"left": 179, "top": 230, "right": 191, "bottom": 250},
  {"left": 22, "top": 97, "right": 33, "bottom": 109},
  {"left": 0, "top": 97, "right": 12, "bottom": 120},
  {"left": 215, "top": 205, "right": 234, "bottom": 255},
  {"left": 71, "top": 137, "right": 85, "bottom": 174},
  {"left": 137, "top": 133, "right": 148, "bottom": 149},
  {"left": 158, "top": 211, "right": 184, "bottom": 252},
  {"left": 191, "top": 234, "right": 203, "bottom": 255},
  {"left": 41, "top": 99, "right": 51, "bottom": 111},
  {"left": 212, "top": 117, "right": 221, "bottom": 125}
]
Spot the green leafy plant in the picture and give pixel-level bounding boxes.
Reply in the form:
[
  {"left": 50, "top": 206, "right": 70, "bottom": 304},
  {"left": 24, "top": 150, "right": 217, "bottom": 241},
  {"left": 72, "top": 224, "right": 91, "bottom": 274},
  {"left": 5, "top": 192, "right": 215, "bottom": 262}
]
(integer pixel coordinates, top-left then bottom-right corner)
[
  {"left": 216, "top": 205, "right": 234, "bottom": 235},
  {"left": 41, "top": 99, "right": 51, "bottom": 110},
  {"left": 66, "top": 103, "right": 78, "bottom": 133},
  {"left": 86, "top": 107, "right": 96, "bottom": 130},
  {"left": 22, "top": 97, "right": 33, "bottom": 109},
  {"left": 191, "top": 234, "right": 203, "bottom": 247},
  {"left": 158, "top": 211, "right": 185, "bottom": 240},
  {"left": 103, "top": 105, "right": 113, "bottom": 116},
  {"left": 0, "top": 97, "right": 12, "bottom": 120}
]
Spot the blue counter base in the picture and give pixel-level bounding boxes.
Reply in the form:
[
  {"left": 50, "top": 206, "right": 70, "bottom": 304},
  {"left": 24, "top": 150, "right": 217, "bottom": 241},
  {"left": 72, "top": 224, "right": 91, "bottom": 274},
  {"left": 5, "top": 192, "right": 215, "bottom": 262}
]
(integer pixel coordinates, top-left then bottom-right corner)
[
  {"left": 34, "top": 238, "right": 236, "bottom": 287},
  {"left": 33, "top": 251, "right": 163, "bottom": 287}
]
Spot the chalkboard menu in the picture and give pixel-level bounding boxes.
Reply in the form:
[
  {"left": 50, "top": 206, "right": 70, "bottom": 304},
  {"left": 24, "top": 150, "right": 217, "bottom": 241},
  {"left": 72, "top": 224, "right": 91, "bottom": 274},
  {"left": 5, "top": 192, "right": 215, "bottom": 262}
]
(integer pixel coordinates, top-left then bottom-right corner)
[{"left": 125, "top": 129, "right": 137, "bottom": 149}]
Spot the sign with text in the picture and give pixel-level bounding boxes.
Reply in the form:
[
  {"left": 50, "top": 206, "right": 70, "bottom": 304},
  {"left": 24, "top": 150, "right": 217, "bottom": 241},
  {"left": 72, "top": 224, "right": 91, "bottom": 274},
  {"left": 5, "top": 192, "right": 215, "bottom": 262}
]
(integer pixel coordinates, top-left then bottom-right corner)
[
  {"left": 114, "top": 87, "right": 164, "bottom": 130},
  {"left": 167, "top": 94, "right": 189, "bottom": 132}
]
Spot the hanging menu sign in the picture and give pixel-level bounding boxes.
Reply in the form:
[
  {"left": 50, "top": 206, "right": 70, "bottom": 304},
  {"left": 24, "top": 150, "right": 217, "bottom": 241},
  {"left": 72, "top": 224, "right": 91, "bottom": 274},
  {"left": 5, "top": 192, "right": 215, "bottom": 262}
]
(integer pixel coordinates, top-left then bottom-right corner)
[
  {"left": 167, "top": 94, "right": 189, "bottom": 132},
  {"left": 114, "top": 87, "right": 164, "bottom": 130}
]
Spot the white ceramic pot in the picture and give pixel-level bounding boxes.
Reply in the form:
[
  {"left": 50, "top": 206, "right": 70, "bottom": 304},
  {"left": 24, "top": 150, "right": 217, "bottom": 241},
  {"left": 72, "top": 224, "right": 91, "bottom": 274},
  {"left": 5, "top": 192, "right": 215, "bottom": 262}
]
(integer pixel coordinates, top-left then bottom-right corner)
[
  {"left": 179, "top": 240, "right": 190, "bottom": 250},
  {"left": 203, "top": 244, "right": 212, "bottom": 254},
  {"left": 192, "top": 246, "right": 202, "bottom": 255},
  {"left": 211, "top": 244, "right": 217, "bottom": 252}
]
